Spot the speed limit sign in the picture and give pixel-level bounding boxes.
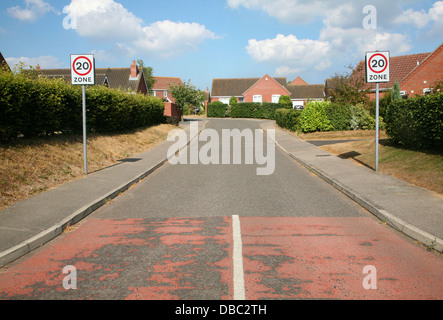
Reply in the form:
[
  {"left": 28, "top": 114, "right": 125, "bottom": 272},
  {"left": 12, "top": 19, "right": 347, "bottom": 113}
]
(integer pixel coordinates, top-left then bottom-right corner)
[
  {"left": 366, "top": 51, "right": 390, "bottom": 83},
  {"left": 71, "top": 54, "right": 95, "bottom": 85}
]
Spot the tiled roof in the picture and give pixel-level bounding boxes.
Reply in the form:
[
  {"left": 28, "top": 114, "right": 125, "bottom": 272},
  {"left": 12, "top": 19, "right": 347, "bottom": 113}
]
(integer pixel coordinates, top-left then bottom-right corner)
[
  {"left": 352, "top": 52, "right": 432, "bottom": 90},
  {"left": 31, "top": 67, "right": 144, "bottom": 92},
  {"left": 152, "top": 77, "right": 183, "bottom": 90},
  {"left": 289, "top": 76, "right": 308, "bottom": 86},
  {"left": 286, "top": 84, "right": 325, "bottom": 99},
  {"left": 211, "top": 77, "right": 287, "bottom": 97}
]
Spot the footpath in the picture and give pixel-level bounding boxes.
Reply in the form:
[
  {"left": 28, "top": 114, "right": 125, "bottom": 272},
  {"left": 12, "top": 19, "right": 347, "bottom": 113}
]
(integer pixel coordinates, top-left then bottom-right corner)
[
  {"left": 0, "top": 119, "right": 208, "bottom": 267},
  {"left": 260, "top": 120, "right": 443, "bottom": 253}
]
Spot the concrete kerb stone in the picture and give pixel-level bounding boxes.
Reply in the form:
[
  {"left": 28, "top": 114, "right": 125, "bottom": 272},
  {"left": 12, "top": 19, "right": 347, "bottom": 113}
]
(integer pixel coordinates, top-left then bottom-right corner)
[
  {"left": 0, "top": 120, "right": 209, "bottom": 268},
  {"left": 262, "top": 121, "right": 443, "bottom": 253}
]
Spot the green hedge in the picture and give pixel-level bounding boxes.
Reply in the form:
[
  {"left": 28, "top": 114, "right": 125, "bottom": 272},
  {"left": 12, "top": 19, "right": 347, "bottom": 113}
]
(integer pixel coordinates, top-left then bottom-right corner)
[
  {"left": 276, "top": 100, "right": 378, "bottom": 133},
  {"left": 230, "top": 102, "right": 291, "bottom": 120},
  {"left": 385, "top": 92, "right": 443, "bottom": 150},
  {"left": 275, "top": 108, "right": 302, "bottom": 132},
  {"left": 207, "top": 101, "right": 227, "bottom": 118},
  {"left": 0, "top": 70, "right": 165, "bottom": 141}
]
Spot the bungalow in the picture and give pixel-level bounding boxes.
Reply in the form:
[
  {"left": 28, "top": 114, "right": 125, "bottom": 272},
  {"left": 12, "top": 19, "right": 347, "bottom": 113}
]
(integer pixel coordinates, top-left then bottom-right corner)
[
  {"left": 342, "top": 42, "right": 443, "bottom": 100},
  {"left": 211, "top": 74, "right": 325, "bottom": 108},
  {"left": 31, "top": 60, "right": 149, "bottom": 95}
]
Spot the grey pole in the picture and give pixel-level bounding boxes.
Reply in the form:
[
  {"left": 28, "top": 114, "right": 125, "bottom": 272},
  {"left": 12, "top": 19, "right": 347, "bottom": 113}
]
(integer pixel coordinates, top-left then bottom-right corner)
[
  {"left": 375, "top": 82, "right": 379, "bottom": 172},
  {"left": 82, "top": 85, "right": 88, "bottom": 175}
]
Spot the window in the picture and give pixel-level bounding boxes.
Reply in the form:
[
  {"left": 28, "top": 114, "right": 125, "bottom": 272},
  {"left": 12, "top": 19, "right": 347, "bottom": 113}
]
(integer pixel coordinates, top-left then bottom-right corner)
[
  {"left": 272, "top": 95, "right": 281, "bottom": 103},
  {"left": 164, "top": 90, "right": 168, "bottom": 97},
  {"left": 253, "top": 95, "right": 262, "bottom": 103}
]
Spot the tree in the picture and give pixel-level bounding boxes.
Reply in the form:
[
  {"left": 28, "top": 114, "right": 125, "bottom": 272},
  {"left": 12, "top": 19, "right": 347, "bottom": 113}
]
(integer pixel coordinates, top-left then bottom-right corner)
[
  {"left": 137, "top": 59, "right": 156, "bottom": 95},
  {"left": 229, "top": 96, "right": 238, "bottom": 105},
  {"left": 278, "top": 95, "right": 292, "bottom": 107},
  {"left": 391, "top": 81, "right": 402, "bottom": 102},
  {"left": 168, "top": 80, "right": 205, "bottom": 114},
  {"left": 328, "top": 64, "right": 370, "bottom": 107}
]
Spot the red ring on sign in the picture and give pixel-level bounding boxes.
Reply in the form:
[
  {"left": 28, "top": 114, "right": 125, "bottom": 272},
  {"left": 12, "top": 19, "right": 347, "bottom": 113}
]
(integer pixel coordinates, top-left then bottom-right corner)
[
  {"left": 368, "top": 53, "right": 388, "bottom": 74},
  {"left": 73, "top": 56, "right": 92, "bottom": 76}
]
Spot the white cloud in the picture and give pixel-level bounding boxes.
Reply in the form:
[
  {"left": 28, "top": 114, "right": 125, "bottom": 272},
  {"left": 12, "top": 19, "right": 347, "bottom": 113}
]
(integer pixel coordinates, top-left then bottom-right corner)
[
  {"left": 246, "top": 34, "right": 332, "bottom": 74},
  {"left": 7, "top": 0, "right": 57, "bottom": 22},
  {"left": 393, "top": 1, "right": 443, "bottom": 37},
  {"left": 6, "top": 56, "right": 64, "bottom": 69},
  {"left": 64, "top": 0, "right": 218, "bottom": 58},
  {"left": 134, "top": 20, "right": 218, "bottom": 59},
  {"left": 64, "top": 0, "right": 143, "bottom": 41}
]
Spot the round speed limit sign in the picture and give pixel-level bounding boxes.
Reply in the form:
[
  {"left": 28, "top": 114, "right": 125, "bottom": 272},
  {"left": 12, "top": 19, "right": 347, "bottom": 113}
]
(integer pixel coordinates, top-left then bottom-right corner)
[
  {"left": 366, "top": 51, "right": 390, "bottom": 83},
  {"left": 71, "top": 54, "right": 95, "bottom": 85}
]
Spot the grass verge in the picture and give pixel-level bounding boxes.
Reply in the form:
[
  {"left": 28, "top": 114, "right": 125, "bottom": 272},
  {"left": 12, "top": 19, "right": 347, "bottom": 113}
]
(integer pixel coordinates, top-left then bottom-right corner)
[
  {"left": 0, "top": 124, "right": 177, "bottom": 211},
  {"left": 299, "top": 131, "right": 443, "bottom": 195}
]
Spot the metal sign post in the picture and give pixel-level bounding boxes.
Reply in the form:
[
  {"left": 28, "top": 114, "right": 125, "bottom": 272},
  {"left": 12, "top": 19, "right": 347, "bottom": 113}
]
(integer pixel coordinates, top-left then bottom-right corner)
[
  {"left": 365, "top": 51, "right": 390, "bottom": 172},
  {"left": 71, "top": 54, "right": 95, "bottom": 175}
]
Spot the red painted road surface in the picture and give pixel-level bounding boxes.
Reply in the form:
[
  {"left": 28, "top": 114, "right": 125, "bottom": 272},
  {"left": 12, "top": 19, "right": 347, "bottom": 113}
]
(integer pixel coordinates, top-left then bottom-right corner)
[{"left": 0, "top": 217, "right": 442, "bottom": 300}]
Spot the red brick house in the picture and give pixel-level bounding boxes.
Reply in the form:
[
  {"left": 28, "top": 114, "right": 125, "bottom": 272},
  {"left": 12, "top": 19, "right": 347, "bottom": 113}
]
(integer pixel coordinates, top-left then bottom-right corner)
[
  {"left": 152, "top": 77, "right": 183, "bottom": 103},
  {"left": 211, "top": 74, "right": 324, "bottom": 108},
  {"left": 348, "top": 43, "right": 443, "bottom": 99}
]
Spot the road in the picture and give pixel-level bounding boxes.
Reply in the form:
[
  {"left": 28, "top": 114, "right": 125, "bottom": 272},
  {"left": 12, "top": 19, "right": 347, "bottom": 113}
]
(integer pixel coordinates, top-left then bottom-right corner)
[{"left": 0, "top": 119, "right": 442, "bottom": 301}]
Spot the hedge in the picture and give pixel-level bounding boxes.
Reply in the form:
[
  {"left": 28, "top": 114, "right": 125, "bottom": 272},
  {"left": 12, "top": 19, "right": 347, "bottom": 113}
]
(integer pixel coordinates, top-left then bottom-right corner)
[
  {"left": 0, "top": 70, "right": 165, "bottom": 141},
  {"left": 207, "top": 101, "right": 227, "bottom": 118},
  {"left": 385, "top": 92, "right": 443, "bottom": 150},
  {"left": 275, "top": 108, "right": 302, "bottom": 132},
  {"left": 230, "top": 102, "right": 291, "bottom": 120}
]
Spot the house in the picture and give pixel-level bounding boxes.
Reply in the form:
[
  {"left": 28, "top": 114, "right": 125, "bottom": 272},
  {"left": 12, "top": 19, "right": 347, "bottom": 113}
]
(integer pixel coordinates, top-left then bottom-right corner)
[
  {"left": 286, "top": 84, "right": 325, "bottom": 109},
  {"left": 151, "top": 77, "right": 183, "bottom": 103},
  {"left": 288, "top": 76, "right": 308, "bottom": 86},
  {"left": 211, "top": 74, "right": 325, "bottom": 108},
  {"left": 31, "top": 60, "right": 149, "bottom": 95},
  {"left": 346, "top": 43, "right": 443, "bottom": 99}
]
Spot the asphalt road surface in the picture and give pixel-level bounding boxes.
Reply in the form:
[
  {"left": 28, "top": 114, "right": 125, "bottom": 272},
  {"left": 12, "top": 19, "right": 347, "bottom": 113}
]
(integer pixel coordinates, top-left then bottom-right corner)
[{"left": 0, "top": 119, "right": 442, "bottom": 301}]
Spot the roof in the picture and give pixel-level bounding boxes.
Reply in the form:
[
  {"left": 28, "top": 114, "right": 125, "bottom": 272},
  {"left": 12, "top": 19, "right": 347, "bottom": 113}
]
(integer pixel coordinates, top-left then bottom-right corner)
[
  {"left": 0, "top": 52, "right": 10, "bottom": 71},
  {"left": 152, "top": 77, "right": 183, "bottom": 90},
  {"left": 31, "top": 67, "right": 145, "bottom": 92},
  {"left": 211, "top": 77, "right": 287, "bottom": 97},
  {"left": 286, "top": 84, "right": 325, "bottom": 99},
  {"left": 352, "top": 51, "right": 433, "bottom": 90},
  {"left": 289, "top": 76, "right": 308, "bottom": 86}
]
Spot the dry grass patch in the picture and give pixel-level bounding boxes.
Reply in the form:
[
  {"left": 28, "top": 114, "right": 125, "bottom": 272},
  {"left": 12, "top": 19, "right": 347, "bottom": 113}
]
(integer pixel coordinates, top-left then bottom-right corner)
[
  {"left": 298, "top": 130, "right": 389, "bottom": 141},
  {"left": 0, "top": 124, "right": 177, "bottom": 211},
  {"left": 320, "top": 139, "right": 443, "bottom": 195}
]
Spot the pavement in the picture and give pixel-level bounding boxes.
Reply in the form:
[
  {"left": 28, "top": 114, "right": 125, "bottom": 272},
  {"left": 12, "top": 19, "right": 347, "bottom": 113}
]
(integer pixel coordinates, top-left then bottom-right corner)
[{"left": 0, "top": 118, "right": 442, "bottom": 268}]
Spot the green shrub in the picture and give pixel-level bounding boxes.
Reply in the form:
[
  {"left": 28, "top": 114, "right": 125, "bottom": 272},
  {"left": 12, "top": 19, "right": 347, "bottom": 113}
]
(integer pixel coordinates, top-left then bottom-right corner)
[
  {"left": 299, "top": 101, "right": 333, "bottom": 133},
  {"left": 207, "top": 101, "right": 227, "bottom": 118},
  {"left": 349, "top": 104, "right": 376, "bottom": 130},
  {"left": 230, "top": 102, "right": 291, "bottom": 120},
  {"left": 385, "top": 92, "right": 443, "bottom": 150},
  {"left": 325, "top": 103, "right": 352, "bottom": 131},
  {"left": 275, "top": 108, "right": 302, "bottom": 132},
  {"left": 278, "top": 95, "right": 293, "bottom": 108}
]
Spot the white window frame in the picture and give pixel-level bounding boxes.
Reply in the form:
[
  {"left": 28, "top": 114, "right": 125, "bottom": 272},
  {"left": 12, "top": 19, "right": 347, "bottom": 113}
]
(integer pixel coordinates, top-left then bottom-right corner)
[
  {"left": 272, "top": 95, "right": 281, "bottom": 103},
  {"left": 253, "top": 95, "right": 262, "bottom": 103}
]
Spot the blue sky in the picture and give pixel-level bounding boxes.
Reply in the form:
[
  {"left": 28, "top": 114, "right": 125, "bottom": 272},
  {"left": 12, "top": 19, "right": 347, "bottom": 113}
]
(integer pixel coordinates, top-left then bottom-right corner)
[{"left": 1, "top": 0, "right": 442, "bottom": 90}]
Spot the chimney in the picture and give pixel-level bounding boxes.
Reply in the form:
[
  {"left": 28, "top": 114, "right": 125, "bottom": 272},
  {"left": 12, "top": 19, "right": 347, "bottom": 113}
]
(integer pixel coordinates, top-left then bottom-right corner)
[{"left": 130, "top": 60, "right": 137, "bottom": 78}]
